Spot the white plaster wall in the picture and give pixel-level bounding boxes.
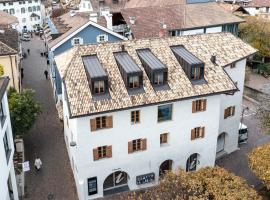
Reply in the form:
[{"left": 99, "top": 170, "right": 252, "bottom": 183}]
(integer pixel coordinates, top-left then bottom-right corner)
[
  {"left": 64, "top": 94, "right": 221, "bottom": 199},
  {"left": 0, "top": 92, "right": 19, "bottom": 200},
  {"left": 244, "top": 7, "right": 270, "bottom": 16},
  {"left": 0, "top": 0, "right": 43, "bottom": 32},
  {"left": 219, "top": 59, "right": 246, "bottom": 153},
  {"left": 206, "top": 26, "right": 222, "bottom": 33},
  {"left": 182, "top": 28, "right": 204, "bottom": 35}
]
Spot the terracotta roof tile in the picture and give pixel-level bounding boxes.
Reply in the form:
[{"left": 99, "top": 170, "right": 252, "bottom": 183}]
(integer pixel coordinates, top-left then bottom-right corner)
[
  {"left": 0, "top": 11, "right": 18, "bottom": 25},
  {"left": 0, "top": 41, "right": 17, "bottom": 56},
  {"left": 55, "top": 32, "right": 256, "bottom": 118}
]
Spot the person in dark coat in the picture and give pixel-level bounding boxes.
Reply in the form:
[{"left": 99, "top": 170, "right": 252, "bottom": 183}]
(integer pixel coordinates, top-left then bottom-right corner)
[
  {"left": 44, "top": 70, "right": 48, "bottom": 79},
  {"left": 27, "top": 49, "right": 30, "bottom": 54}
]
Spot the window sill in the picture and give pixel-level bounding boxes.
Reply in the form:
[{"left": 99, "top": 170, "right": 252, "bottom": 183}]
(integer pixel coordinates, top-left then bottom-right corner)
[
  {"left": 131, "top": 122, "right": 140, "bottom": 125},
  {"left": 160, "top": 143, "right": 169, "bottom": 147},
  {"left": 224, "top": 115, "right": 235, "bottom": 119},
  {"left": 157, "top": 119, "right": 173, "bottom": 123},
  {"left": 94, "top": 157, "right": 111, "bottom": 161}
]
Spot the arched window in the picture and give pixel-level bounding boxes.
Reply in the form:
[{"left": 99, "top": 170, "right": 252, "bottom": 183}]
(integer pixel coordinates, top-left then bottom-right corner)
[
  {"left": 186, "top": 153, "right": 199, "bottom": 172},
  {"left": 103, "top": 171, "right": 129, "bottom": 196}
]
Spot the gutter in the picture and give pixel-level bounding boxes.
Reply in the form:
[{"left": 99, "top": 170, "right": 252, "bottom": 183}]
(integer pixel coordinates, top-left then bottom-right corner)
[{"left": 9, "top": 55, "right": 16, "bottom": 89}]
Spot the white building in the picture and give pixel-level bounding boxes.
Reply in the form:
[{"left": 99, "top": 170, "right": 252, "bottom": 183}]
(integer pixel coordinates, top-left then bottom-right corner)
[
  {"left": 0, "top": 0, "right": 43, "bottom": 32},
  {"left": 242, "top": 0, "right": 270, "bottom": 15},
  {"left": 55, "top": 32, "right": 256, "bottom": 199},
  {"left": 0, "top": 77, "right": 19, "bottom": 200}
]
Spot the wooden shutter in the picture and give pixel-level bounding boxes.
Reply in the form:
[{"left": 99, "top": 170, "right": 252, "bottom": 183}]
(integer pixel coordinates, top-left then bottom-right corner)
[
  {"left": 200, "top": 127, "right": 205, "bottom": 138},
  {"left": 90, "top": 118, "right": 97, "bottom": 132},
  {"left": 128, "top": 141, "right": 133, "bottom": 154},
  {"left": 191, "top": 129, "right": 196, "bottom": 140},
  {"left": 93, "top": 148, "right": 99, "bottom": 161},
  {"left": 224, "top": 108, "right": 228, "bottom": 119},
  {"left": 106, "top": 145, "right": 112, "bottom": 158},
  {"left": 141, "top": 138, "right": 147, "bottom": 150},
  {"left": 106, "top": 116, "right": 113, "bottom": 128},
  {"left": 192, "top": 101, "right": 196, "bottom": 113},
  {"left": 232, "top": 106, "right": 235, "bottom": 116},
  {"left": 203, "top": 99, "right": 207, "bottom": 111}
]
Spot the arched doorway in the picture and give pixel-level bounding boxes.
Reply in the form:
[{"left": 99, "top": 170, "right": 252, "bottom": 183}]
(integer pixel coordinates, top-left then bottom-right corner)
[
  {"left": 159, "top": 159, "right": 173, "bottom": 177},
  {"left": 186, "top": 153, "right": 199, "bottom": 172},
  {"left": 103, "top": 171, "right": 130, "bottom": 196},
  {"left": 216, "top": 132, "right": 226, "bottom": 153}
]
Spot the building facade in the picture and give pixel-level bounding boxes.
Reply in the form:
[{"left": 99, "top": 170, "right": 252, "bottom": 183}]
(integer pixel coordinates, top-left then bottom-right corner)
[
  {"left": 0, "top": 41, "right": 21, "bottom": 92},
  {"left": 56, "top": 33, "right": 256, "bottom": 199},
  {"left": 0, "top": 77, "right": 19, "bottom": 200},
  {"left": 0, "top": 0, "right": 42, "bottom": 32}
]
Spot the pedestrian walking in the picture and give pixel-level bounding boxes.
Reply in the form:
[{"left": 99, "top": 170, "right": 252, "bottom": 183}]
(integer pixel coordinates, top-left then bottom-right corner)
[
  {"left": 44, "top": 70, "right": 48, "bottom": 79},
  {"left": 34, "top": 157, "right": 42, "bottom": 171},
  {"left": 27, "top": 49, "right": 30, "bottom": 54}
]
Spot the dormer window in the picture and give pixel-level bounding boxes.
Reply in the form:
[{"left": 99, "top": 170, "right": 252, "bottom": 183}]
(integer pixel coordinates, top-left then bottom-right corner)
[
  {"left": 94, "top": 80, "right": 105, "bottom": 94},
  {"left": 114, "top": 51, "right": 144, "bottom": 95},
  {"left": 128, "top": 75, "right": 139, "bottom": 89},
  {"left": 171, "top": 45, "right": 205, "bottom": 84},
  {"left": 137, "top": 49, "right": 168, "bottom": 90},
  {"left": 191, "top": 67, "right": 203, "bottom": 80},
  {"left": 154, "top": 73, "right": 164, "bottom": 85},
  {"left": 82, "top": 55, "right": 110, "bottom": 100}
]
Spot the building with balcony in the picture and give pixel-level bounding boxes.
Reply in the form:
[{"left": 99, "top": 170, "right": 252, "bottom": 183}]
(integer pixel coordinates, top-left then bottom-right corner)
[
  {"left": 0, "top": 0, "right": 43, "bottom": 32},
  {"left": 0, "top": 76, "right": 19, "bottom": 200},
  {"left": 55, "top": 32, "right": 256, "bottom": 199}
]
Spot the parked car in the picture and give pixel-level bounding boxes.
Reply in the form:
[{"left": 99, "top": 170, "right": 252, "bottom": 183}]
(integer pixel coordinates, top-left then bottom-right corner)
[
  {"left": 239, "top": 123, "right": 248, "bottom": 144},
  {"left": 21, "top": 33, "right": 30, "bottom": 41}
]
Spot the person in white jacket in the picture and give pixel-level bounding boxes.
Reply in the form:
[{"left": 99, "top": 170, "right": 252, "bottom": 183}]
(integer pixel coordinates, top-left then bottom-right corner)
[{"left": 34, "top": 157, "right": 42, "bottom": 171}]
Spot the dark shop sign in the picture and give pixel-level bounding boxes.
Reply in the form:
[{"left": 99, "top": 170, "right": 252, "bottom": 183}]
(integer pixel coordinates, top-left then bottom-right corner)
[
  {"left": 88, "top": 177, "right": 98, "bottom": 196},
  {"left": 136, "top": 173, "right": 155, "bottom": 185}
]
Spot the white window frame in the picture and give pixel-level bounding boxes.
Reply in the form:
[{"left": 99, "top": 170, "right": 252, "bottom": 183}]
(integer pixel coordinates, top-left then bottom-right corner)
[
  {"left": 71, "top": 37, "right": 83, "bottom": 46},
  {"left": 97, "top": 34, "right": 108, "bottom": 43}
]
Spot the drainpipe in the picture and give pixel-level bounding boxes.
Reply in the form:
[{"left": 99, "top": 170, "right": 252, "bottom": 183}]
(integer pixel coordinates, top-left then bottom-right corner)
[{"left": 9, "top": 55, "right": 16, "bottom": 89}]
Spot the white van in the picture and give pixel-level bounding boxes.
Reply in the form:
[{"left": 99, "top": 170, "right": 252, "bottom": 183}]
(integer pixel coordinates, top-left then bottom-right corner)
[{"left": 239, "top": 123, "right": 248, "bottom": 144}]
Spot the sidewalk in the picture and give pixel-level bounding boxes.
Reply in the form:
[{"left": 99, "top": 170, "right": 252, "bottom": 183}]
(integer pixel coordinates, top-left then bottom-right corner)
[{"left": 21, "top": 36, "right": 78, "bottom": 200}]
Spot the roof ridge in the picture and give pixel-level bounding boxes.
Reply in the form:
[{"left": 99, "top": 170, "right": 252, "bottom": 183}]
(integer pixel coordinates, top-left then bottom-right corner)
[{"left": 0, "top": 40, "right": 17, "bottom": 55}]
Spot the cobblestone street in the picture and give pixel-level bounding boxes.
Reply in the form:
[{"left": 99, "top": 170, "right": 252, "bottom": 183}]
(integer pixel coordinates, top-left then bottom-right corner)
[
  {"left": 21, "top": 36, "right": 77, "bottom": 200},
  {"left": 216, "top": 98, "right": 270, "bottom": 189}
]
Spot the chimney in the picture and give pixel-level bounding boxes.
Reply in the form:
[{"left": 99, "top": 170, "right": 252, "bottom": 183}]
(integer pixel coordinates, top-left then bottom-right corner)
[
  {"left": 211, "top": 53, "right": 216, "bottom": 64},
  {"left": 121, "top": 44, "right": 125, "bottom": 51},
  {"left": 159, "top": 23, "right": 167, "bottom": 37},
  {"left": 129, "top": 16, "right": 136, "bottom": 25},
  {"left": 89, "top": 13, "right": 98, "bottom": 23},
  {"left": 105, "top": 13, "right": 113, "bottom": 30}
]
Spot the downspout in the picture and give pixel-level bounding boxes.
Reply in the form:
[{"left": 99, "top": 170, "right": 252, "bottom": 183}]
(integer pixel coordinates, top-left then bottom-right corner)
[{"left": 9, "top": 55, "right": 16, "bottom": 89}]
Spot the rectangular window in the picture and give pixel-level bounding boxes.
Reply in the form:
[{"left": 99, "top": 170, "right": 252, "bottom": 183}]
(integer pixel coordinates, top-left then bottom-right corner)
[
  {"left": 128, "top": 138, "right": 147, "bottom": 153},
  {"left": 224, "top": 106, "right": 235, "bottom": 119},
  {"left": 9, "top": 9, "right": 15, "bottom": 15},
  {"left": 131, "top": 110, "right": 140, "bottom": 124},
  {"left": 191, "top": 127, "right": 205, "bottom": 140},
  {"left": 8, "top": 2, "right": 13, "bottom": 5},
  {"left": 160, "top": 133, "right": 168, "bottom": 145},
  {"left": 21, "top": 8, "right": 25, "bottom": 13},
  {"left": 128, "top": 75, "right": 139, "bottom": 89},
  {"left": 158, "top": 104, "right": 172, "bottom": 122},
  {"left": 73, "top": 38, "right": 80, "bottom": 45},
  {"left": 97, "top": 34, "right": 108, "bottom": 43},
  {"left": 93, "top": 145, "right": 112, "bottom": 161},
  {"left": 192, "top": 99, "right": 207, "bottom": 113},
  {"left": 90, "top": 116, "right": 113, "bottom": 131},
  {"left": 154, "top": 73, "right": 164, "bottom": 85},
  {"left": 3, "top": 9, "right": 8, "bottom": 13},
  {"left": 28, "top": 7, "right": 32, "bottom": 12},
  {"left": 3, "top": 132, "right": 11, "bottom": 162},
  {"left": 191, "top": 67, "right": 202, "bottom": 80},
  {"left": 94, "top": 81, "right": 105, "bottom": 94}
]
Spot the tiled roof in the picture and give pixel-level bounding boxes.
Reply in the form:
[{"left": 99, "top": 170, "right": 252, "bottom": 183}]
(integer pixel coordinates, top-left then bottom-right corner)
[
  {"left": 0, "top": 11, "right": 18, "bottom": 25},
  {"left": 121, "top": 2, "right": 244, "bottom": 39},
  {"left": 246, "top": 0, "right": 270, "bottom": 7},
  {"left": 124, "top": 0, "right": 185, "bottom": 8},
  {"left": 55, "top": 32, "right": 256, "bottom": 118},
  {"left": 47, "top": 12, "right": 106, "bottom": 48},
  {"left": 0, "top": 40, "right": 17, "bottom": 56},
  {"left": 0, "top": 28, "right": 19, "bottom": 51}
]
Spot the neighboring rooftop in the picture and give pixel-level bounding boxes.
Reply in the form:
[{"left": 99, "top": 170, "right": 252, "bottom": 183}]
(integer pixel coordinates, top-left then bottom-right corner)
[
  {"left": 0, "top": 28, "right": 19, "bottom": 51},
  {"left": 246, "top": 0, "right": 270, "bottom": 7},
  {"left": 0, "top": 41, "right": 17, "bottom": 56},
  {"left": 121, "top": 2, "right": 244, "bottom": 39},
  {"left": 0, "top": 11, "right": 18, "bottom": 26},
  {"left": 45, "top": 11, "right": 107, "bottom": 47},
  {"left": 55, "top": 32, "right": 256, "bottom": 118}
]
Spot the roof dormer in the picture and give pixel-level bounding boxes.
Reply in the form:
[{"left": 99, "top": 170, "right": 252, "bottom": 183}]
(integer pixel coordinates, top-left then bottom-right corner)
[
  {"left": 171, "top": 45, "right": 206, "bottom": 84},
  {"left": 114, "top": 51, "right": 144, "bottom": 95},
  {"left": 137, "top": 49, "right": 169, "bottom": 91},
  {"left": 82, "top": 55, "right": 110, "bottom": 100}
]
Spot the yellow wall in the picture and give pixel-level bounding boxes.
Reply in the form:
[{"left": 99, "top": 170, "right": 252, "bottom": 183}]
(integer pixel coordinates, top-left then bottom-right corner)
[{"left": 0, "top": 54, "right": 20, "bottom": 92}]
